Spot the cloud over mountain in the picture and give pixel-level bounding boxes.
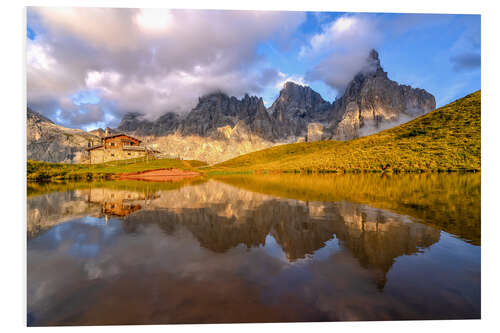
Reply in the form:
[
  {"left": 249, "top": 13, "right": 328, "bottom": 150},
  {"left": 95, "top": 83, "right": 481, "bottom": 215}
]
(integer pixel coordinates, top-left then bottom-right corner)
[
  {"left": 303, "top": 14, "right": 383, "bottom": 95},
  {"left": 27, "top": 8, "right": 305, "bottom": 127}
]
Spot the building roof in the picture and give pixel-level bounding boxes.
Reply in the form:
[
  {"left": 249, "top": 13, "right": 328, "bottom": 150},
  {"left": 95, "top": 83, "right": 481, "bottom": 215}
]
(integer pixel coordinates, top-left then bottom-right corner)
[
  {"left": 86, "top": 144, "right": 160, "bottom": 153},
  {"left": 102, "top": 133, "right": 142, "bottom": 143}
]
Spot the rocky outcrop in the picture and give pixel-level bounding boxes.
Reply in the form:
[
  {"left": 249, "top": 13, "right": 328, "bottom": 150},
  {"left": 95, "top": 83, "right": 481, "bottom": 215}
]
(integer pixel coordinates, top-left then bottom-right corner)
[
  {"left": 27, "top": 49, "right": 436, "bottom": 164},
  {"left": 113, "top": 93, "right": 287, "bottom": 164},
  {"left": 180, "top": 93, "right": 278, "bottom": 141},
  {"left": 269, "top": 81, "right": 331, "bottom": 138},
  {"left": 306, "top": 123, "right": 325, "bottom": 142},
  {"left": 108, "top": 50, "right": 435, "bottom": 163},
  {"left": 117, "top": 112, "right": 180, "bottom": 136},
  {"left": 327, "top": 50, "right": 436, "bottom": 140},
  {"left": 88, "top": 127, "right": 120, "bottom": 138},
  {"left": 27, "top": 108, "right": 100, "bottom": 163}
]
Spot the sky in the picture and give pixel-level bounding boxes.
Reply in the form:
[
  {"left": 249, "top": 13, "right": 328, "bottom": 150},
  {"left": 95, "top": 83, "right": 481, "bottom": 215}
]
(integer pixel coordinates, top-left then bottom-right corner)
[{"left": 26, "top": 7, "right": 481, "bottom": 131}]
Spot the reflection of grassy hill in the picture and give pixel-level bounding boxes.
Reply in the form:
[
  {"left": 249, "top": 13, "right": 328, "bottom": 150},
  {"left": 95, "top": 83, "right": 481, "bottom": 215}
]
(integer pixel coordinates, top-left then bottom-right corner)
[
  {"left": 215, "top": 173, "right": 480, "bottom": 245},
  {"left": 212, "top": 91, "right": 481, "bottom": 173},
  {"left": 27, "top": 158, "right": 207, "bottom": 181}
]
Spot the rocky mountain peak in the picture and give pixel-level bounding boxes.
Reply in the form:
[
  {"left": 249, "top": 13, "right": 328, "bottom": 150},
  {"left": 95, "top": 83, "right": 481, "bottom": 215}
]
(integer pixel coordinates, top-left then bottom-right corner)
[
  {"left": 268, "top": 81, "right": 332, "bottom": 138},
  {"left": 181, "top": 91, "right": 275, "bottom": 139},
  {"left": 117, "top": 111, "right": 180, "bottom": 136},
  {"left": 27, "top": 49, "right": 437, "bottom": 165},
  {"left": 117, "top": 112, "right": 143, "bottom": 131},
  {"left": 328, "top": 49, "right": 436, "bottom": 140},
  {"left": 367, "top": 49, "right": 386, "bottom": 77},
  {"left": 349, "top": 49, "right": 387, "bottom": 85},
  {"left": 271, "top": 81, "right": 331, "bottom": 115},
  {"left": 368, "top": 49, "right": 380, "bottom": 64}
]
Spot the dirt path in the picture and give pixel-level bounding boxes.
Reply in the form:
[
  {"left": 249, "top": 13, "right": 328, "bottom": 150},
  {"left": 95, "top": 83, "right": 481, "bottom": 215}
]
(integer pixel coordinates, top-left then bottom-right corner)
[{"left": 117, "top": 168, "right": 201, "bottom": 182}]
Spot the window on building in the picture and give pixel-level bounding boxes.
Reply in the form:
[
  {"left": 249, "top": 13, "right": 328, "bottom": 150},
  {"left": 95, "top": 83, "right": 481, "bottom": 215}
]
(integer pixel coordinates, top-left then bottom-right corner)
[
  {"left": 128, "top": 153, "right": 131, "bottom": 155},
  {"left": 111, "top": 153, "right": 115, "bottom": 157},
  {"left": 110, "top": 142, "right": 115, "bottom": 147}
]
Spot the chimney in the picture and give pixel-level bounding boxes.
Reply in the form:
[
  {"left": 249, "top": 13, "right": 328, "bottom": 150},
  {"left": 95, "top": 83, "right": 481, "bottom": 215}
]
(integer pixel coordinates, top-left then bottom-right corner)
[{"left": 105, "top": 127, "right": 109, "bottom": 136}]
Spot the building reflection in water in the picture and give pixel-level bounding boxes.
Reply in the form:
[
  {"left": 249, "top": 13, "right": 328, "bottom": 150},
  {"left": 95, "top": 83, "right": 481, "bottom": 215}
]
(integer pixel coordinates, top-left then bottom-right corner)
[{"left": 82, "top": 187, "right": 159, "bottom": 220}]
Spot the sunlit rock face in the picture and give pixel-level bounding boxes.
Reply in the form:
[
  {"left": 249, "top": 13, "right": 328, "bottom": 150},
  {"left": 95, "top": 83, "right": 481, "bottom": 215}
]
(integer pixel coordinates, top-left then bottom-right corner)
[
  {"left": 27, "top": 108, "right": 100, "bottom": 163},
  {"left": 268, "top": 81, "right": 332, "bottom": 138},
  {"left": 180, "top": 93, "right": 278, "bottom": 140},
  {"left": 306, "top": 122, "right": 325, "bottom": 142},
  {"left": 327, "top": 50, "right": 436, "bottom": 140}
]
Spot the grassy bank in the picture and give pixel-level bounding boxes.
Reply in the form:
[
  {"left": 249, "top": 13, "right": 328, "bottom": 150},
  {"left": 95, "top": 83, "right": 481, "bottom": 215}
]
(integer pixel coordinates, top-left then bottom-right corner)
[
  {"left": 27, "top": 158, "right": 207, "bottom": 181},
  {"left": 211, "top": 91, "right": 481, "bottom": 173}
]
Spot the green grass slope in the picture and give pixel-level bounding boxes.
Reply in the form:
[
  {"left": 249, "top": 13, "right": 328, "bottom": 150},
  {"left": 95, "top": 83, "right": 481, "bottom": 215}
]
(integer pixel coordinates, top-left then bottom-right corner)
[
  {"left": 212, "top": 91, "right": 481, "bottom": 173},
  {"left": 27, "top": 158, "right": 208, "bottom": 181}
]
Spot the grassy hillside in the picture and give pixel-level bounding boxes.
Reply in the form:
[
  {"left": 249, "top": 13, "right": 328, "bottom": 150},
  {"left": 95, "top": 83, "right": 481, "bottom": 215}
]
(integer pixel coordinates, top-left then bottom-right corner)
[
  {"left": 27, "top": 158, "right": 207, "bottom": 181},
  {"left": 212, "top": 91, "right": 481, "bottom": 173}
]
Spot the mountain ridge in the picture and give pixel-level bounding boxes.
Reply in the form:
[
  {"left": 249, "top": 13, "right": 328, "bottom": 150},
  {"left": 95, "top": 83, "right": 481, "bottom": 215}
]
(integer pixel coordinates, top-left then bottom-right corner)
[
  {"left": 28, "top": 49, "right": 437, "bottom": 164},
  {"left": 27, "top": 108, "right": 101, "bottom": 163},
  {"left": 212, "top": 90, "right": 480, "bottom": 172},
  {"left": 115, "top": 49, "right": 435, "bottom": 143}
]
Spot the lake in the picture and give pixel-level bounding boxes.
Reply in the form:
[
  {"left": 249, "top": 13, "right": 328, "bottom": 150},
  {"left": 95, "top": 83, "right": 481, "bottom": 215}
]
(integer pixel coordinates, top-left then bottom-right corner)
[{"left": 27, "top": 173, "right": 480, "bottom": 325}]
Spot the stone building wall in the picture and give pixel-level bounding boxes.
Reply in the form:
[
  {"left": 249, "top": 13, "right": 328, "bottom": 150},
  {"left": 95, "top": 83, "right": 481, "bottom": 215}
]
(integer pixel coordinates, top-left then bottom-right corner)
[{"left": 89, "top": 148, "right": 151, "bottom": 164}]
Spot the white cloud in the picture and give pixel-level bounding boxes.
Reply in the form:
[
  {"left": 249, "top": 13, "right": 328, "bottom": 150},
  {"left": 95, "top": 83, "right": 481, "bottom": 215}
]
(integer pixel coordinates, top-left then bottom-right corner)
[
  {"left": 27, "top": 8, "right": 306, "bottom": 127},
  {"left": 275, "top": 72, "right": 306, "bottom": 89},
  {"left": 302, "top": 14, "right": 383, "bottom": 95},
  {"left": 33, "top": 7, "right": 140, "bottom": 51},
  {"left": 27, "top": 42, "right": 56, "bottom": 71},
  {"left": 85, "top": 71, "right": 122, "bottom": 92},
  {"left": 134, "top": 9, "right": 174, "bottom": 33}
]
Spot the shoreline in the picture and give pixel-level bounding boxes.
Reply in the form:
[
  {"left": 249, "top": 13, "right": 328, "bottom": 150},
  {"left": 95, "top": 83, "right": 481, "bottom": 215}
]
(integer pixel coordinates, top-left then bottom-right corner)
[{"left": 116, "top": 168, "right": 201, "bottom": 182}]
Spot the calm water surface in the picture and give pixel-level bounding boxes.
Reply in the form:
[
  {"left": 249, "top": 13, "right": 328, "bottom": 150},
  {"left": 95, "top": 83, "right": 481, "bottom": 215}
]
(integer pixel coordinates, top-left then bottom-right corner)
[{"left": 27, "top": 174, "right": 480, "bottom": 325}]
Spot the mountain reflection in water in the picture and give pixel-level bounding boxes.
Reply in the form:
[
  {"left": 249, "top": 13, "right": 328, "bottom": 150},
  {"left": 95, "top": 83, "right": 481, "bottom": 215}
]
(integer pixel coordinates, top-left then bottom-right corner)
[{"left": 27, "top": 174, "right": 480, "bottom": 325}]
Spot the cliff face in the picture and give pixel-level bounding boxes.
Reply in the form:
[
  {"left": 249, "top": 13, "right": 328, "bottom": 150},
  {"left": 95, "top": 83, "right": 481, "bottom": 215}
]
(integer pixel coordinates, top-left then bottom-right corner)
[
  {"left": 27, "top": 49, "right": 436, "bottom": 164},
  {"left": 27, "top": 108, "right": 100, "bottom": 163},
  {"left": 328, "top": 50, "right": 436, "bottom": 139},
  {"left": 268, "top": 82, "right": 332, "bottom": 139},
  {"left": 180, "top": 93, "right": 278, "bottom": 141},
  {"left": 117, "top": 112, "right": 180, "bottom": 137},
  {"left": 111, "top": 49, "right": 435, "bottom": 162}
]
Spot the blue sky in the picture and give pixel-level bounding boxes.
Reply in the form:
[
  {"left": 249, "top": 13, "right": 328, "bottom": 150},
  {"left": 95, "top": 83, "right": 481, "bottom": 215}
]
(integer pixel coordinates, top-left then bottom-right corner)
[{"left": 26, "top": 8, "right": 480, "bottom": 130}]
